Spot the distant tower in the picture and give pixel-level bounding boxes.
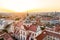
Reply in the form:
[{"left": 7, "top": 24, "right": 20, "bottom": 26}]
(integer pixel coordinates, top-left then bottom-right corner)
[
  {"left": 54, "top": 11, "right": 57, "bottom": 16},
  {"left": 27, "top": 11, "right": 29, "bottom": 16}
]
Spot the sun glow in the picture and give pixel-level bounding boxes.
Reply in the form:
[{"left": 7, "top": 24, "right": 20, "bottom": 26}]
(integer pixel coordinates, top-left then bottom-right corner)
[
  {"left": 0, "top": 0, "right": 60, "bottom": 12},
  {"left": 0, "top": 0, "right": 42, "bottom": 12}
]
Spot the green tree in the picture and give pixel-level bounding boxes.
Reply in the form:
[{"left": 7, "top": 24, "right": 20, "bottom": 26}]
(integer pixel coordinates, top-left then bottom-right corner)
[
  {"left": 40, "top": 26, "right": 45, "bottom": 30},
  {"left": 15, "top": 17, "right": 20, "bottom": 21}
]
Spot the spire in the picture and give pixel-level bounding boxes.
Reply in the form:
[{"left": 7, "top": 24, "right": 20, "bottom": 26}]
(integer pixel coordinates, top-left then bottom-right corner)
[
  {"left": 55, "top": 11, "right": 56, "bottom": 14},
  {"left": 27, "top": 13, "right": 29, "bottom": 16},
  {"left": 27, "top": 10, "right": 29, "bottom": 16}
]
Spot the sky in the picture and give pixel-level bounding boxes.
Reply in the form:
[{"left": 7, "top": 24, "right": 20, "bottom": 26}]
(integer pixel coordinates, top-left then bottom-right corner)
[{"left": 0, "top": 0, "right": 60, "bottom": 12}]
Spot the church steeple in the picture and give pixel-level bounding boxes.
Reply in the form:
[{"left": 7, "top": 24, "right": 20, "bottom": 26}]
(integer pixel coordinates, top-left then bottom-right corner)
[{"left": 27, "top": 13, "right": 29, "bottom": 16}]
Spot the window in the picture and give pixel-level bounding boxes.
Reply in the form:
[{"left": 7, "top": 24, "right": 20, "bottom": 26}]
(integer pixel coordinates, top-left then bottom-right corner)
[
  {"left": 52, "top": 37, "right": 55, "bottom": 40},
  {"left": 23, "top": 37, "right": 25, "bottom": 40},
  {"left": 47, "top": 36, "right": 53, "bottom": 40},
  {"left": 21, "top": 31, "right": 22, "bottom": 34},
  {"left": 23, "top": 32, "right": 25, "bottom": 35},
  {"left": 35, "top": 34, "right": 36, "bottom": 36},
  {"left": 50, "top": 38, "right": 52, "bottom": 40},
  {"left": 31, "top": 38, "right": 34, "bottom": 40},
  {"left": 20, "top": 36, "right": 22, "bottom": 40},
  {"left": 53, "top": 39, "right": 55, "bottom": 40}
]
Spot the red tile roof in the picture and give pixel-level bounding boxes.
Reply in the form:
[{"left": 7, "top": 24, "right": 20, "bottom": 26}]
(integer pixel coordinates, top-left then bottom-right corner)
[
  {"left": 22, "top": 23, "right": 38, "bottom": 32},
  {"left": 23, "top": 25, "right": 29, "bottom": 30},
  {"left": 23, "top": 24, "right": 37, "bottom": 32},
  {"left": 47, "top": 31, "right": 60, "bottom": 38},
  {"left": 13, "top": 21, "right": 23, "bottom": 29},
  {"left": 16, "top": 21, "right": 23, "bottom": 27},
  {"left": 36, "top": 26, "right": 60, "bottom": 40},
  {"left": 28, "top": 25, "right": 37, "bottom": 32},
  {"left": 54, "top": 27, "right": 60, "bottom": 32},
  {"left": 1, "top": 33, "right": 13, "bottom": 40},
  {"left": 53, "top": 24, "right": 60, "bottom": 32},
  {"left": 42, "top": 17, "right": 52, "bottom": 21},
  {"left": 53, "top": 17, "right": 59, "bottom": 20},
  {"left": 36, "top": 30, "right": 47, "bottom": 40}
]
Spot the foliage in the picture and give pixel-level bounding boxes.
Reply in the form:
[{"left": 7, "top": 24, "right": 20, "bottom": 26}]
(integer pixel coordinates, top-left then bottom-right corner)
[
  {"left": 15, "top": 17, "right": 20, "bottom": 21},
  {"left": 2, "top": 29, "right": 8, "bottom": 33},
  {"left": 40, "top": 26, "right": 45, "bottom": 30}
]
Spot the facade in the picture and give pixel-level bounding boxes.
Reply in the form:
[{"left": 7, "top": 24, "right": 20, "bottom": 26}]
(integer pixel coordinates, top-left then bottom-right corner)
[{"left": 13, "top": 20, "right": 43, "bottom": 40}]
